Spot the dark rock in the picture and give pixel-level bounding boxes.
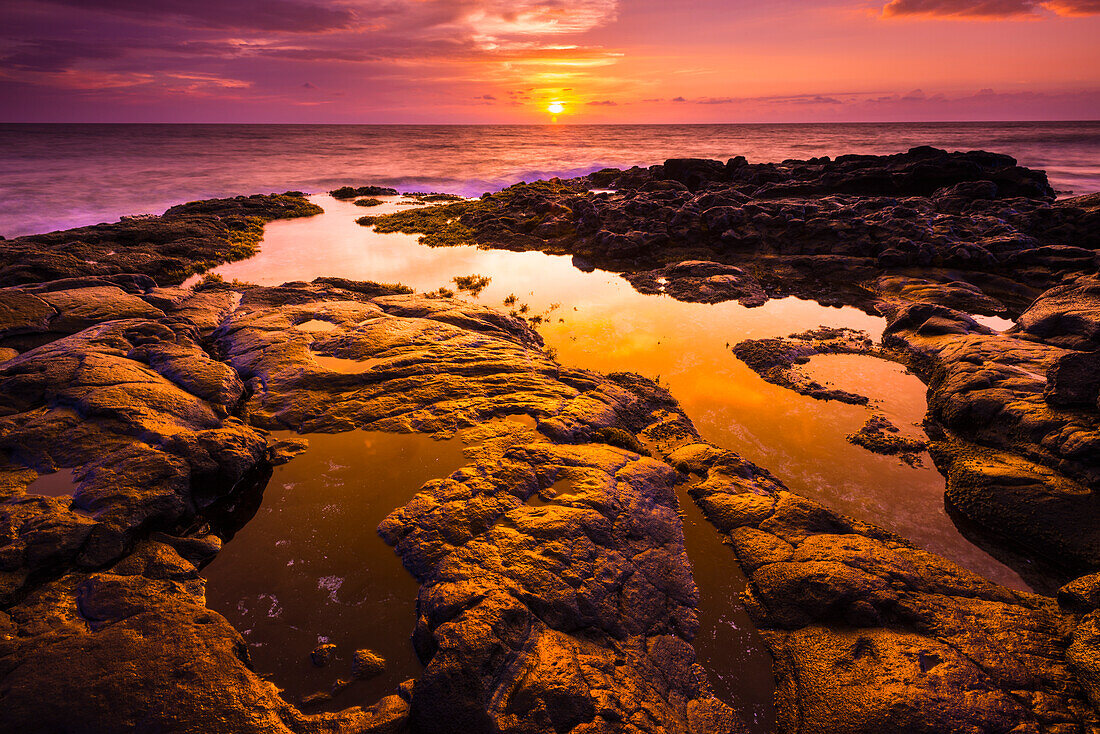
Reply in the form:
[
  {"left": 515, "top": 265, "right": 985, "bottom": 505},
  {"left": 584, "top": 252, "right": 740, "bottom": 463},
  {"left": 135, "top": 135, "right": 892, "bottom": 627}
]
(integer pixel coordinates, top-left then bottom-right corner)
[
  {"left": 0, "top": 193, "right": 322, "bottom": 287},
  {"left": 1060, "top": 573, "right": 1100, "bottom": 614},
  {"left": 330, "top": 185, "right": 399, "bottom": 199},
  {"left": 310, "top": 642, "right": 337, "bottom": 667},
  {"left": 846, "top": 414, "right": 928, "bottom": 466},
  {"left": 1013, "top": 273, "right": 1100, "bottom": 351},
  {"left": 1046, "top": 350, "right": 1100, "bottom": 408},
  {"left": 351, "top": 648, "right": 385, "bottom": 678}
]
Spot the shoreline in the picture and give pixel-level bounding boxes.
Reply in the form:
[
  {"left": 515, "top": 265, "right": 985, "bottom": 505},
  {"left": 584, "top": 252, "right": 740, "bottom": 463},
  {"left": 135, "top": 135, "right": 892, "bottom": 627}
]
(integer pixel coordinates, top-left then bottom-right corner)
[{"left": 0, "top": 146, "right": 1099, "bottom": 732}]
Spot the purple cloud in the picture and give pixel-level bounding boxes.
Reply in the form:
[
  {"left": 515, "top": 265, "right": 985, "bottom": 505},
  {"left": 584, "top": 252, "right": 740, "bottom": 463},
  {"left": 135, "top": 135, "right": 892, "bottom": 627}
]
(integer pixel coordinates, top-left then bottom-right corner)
[
  {"left": 37, "top": 0, "right": 361, "bottom": 32},
  {"left": 882, "top": 0, "right": 1100, "bottom": 17}
]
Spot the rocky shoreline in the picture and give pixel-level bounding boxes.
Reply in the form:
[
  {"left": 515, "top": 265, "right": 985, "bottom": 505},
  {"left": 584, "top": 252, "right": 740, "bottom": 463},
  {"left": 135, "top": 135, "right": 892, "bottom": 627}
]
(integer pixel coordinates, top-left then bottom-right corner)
[{"left": 1, "top": 149, "right": 1099, "bottom": 732}]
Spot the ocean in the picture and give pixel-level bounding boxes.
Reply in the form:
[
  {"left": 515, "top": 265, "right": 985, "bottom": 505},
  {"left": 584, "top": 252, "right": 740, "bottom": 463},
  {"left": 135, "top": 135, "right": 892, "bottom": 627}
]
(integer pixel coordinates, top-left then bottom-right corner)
[{"left": 1, "top": 121, "right": 1098, "bottom": 238}]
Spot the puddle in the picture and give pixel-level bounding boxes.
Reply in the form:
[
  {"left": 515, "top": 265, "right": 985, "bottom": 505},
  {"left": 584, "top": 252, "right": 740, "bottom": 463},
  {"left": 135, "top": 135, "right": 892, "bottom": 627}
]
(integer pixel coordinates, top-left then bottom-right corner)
[
  {"left": 202, "top": 430, "right": 469, "bottom": 709},
  {"left": 677, "top": 484, "right": 775, "bottom": 733},
  {"left": 297, "top": 319, "right": 339, "bottom": 333},
  {"left": 26, "top": 468, "right": 78, "bottom": 497},
  {"left": 526, "top": 476, "right": 580, "bottom": 506},
  {"left": 971, "top": 314, "right": 1016, "bottom": 332},
  {"left": 311, "top": 353, "right": 386, "bottom": 374},
  {"left": 794, "top": 353, "right": 1030, "bottom": 591}
]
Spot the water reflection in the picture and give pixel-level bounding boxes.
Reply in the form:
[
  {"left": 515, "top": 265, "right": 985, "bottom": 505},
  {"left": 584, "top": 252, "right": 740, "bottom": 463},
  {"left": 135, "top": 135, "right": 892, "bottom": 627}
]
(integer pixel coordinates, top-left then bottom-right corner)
[
  {"left": 25, "top": 468, "right": 78, "bottom": 497},
  {"left": 207, "top": 195, "right": 1031, "bottom": 590},
  {"left": 677, "top": 484, "right": 775, "bottom": 733},
  {"left": 202, "top": 430, "right": 469, "bottom": 709}
]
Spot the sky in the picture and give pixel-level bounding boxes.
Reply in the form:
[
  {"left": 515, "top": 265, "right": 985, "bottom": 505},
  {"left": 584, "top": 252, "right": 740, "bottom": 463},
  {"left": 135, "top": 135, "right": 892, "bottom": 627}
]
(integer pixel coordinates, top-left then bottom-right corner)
[{"left": 1, "top": 0, "right": 1099, "bottom": 122}]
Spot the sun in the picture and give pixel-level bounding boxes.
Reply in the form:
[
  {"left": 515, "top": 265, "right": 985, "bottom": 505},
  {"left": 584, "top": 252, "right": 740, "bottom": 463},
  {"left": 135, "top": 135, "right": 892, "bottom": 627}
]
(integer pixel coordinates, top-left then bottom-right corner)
[{"left": 547, "top": 102, "right": 564, "bottom": 115}]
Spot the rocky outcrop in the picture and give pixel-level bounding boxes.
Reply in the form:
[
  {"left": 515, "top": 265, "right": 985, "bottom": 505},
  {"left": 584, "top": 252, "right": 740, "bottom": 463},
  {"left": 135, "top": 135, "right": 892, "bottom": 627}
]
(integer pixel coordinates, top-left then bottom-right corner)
[
  {"left": 380, "top": 422, "right": 741, "bottom": 734},
  {"left": 878, "top": 299, "right": 1100, "bottom": 572},
  {"left": 675, "top": 442, "right": 1100, "bottom": 734},
  {"left": 0, "top": 275, "right": 409, "bottom": 733},
  {"left": 1012, "top": 272, "right": 1100, "bottom": 351},
  {"left": 0, "top": 193, "right": 322, "bottom": 287},
  {"left": 359, "top": 148, "right": 1097, "bottom": 314},
  {"left": 731, "top": 327, "right": 887, "bottom": 404},
  {"left": 1, "top": 273, "right": 746, "bottom": 733}
]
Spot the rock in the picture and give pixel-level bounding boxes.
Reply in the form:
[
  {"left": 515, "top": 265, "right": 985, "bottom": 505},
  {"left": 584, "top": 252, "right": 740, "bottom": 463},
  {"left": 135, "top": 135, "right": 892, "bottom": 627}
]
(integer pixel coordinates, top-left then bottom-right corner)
[
  {"left": 1046, "top": 350, "right": 1100, "bottom": 408},
  {"left": 882, "top": 298, "right": 1100, "bottom": 571},
  {"left": 732, "top": 327, "right": 885, "bottom": 404},
  {"left": 268, "top": 436, "right": 310, "bottom": 465},
  {"left": 330, "top": 185, "right": 399, "bottom": 199},
  {"left": 351, "top": 648, "right": 385, "bottom": 678},
  {"left": 623, "top": 261, "right": 767, "bottom": 307},
  {"left": 1013, "top": 273, "right": 1100, "bottom": 351},
  {"left": 870, "top": 274, "right": 1006, "bottom": 314},
  {"left": 310, "top": 642, "right": 337, "bottom": 667},
  {"left": 1060, "top": 572, "right": 1100, "bottom": 614},
  {"left": 845, "top": 414, "right": 928, "bottom": 466},
  {"left": 384, "top": 436, "right": 744, "bottom": 734},
  {"left": 685, "top": 447, "right": 1100, "bottom": 734},
  {"left": 0, "top": 571, "right": 392, "bottom": 734}
]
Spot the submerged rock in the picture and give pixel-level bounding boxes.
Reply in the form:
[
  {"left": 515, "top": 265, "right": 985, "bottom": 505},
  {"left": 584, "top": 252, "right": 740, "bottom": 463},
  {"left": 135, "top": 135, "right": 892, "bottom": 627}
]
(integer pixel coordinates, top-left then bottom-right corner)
[
  {"left": 311, "top": 642, "right": 337, "bottom": 667},
  {"left": 352, "top": 649, "right": 386, "bottom": 679},
  {"left": 846, "top": 414, "right": 928, "bottom": 466}
]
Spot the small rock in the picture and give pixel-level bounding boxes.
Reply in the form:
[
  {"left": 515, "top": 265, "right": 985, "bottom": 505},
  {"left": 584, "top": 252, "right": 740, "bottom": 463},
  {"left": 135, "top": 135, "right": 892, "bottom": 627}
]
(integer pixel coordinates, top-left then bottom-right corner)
[
  {"left": 351, "top": 648, "right": 385, "bottom": 679},
  {"left": 310, "top": 642, "right": 337, "bottom": 667}
]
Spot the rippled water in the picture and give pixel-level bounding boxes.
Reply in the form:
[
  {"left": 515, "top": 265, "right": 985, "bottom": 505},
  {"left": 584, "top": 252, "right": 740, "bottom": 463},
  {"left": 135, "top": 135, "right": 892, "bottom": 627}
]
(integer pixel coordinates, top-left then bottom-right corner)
[{"left": 2, "top": 121, "right": 1098, "bottom": 237}]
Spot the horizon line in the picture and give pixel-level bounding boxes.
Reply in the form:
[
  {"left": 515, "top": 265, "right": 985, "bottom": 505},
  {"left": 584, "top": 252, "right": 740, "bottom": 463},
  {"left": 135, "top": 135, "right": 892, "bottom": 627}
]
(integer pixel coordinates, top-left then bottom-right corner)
[{"left": 2, "top": 119, "right": 1099, "bottom": 126}]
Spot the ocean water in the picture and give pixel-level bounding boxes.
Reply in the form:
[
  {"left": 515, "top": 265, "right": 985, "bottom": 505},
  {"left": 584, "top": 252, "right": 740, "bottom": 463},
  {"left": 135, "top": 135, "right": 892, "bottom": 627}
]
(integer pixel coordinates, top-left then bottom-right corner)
[{"left": 1, "top": 121, "right": 1098, "bottom": 238}]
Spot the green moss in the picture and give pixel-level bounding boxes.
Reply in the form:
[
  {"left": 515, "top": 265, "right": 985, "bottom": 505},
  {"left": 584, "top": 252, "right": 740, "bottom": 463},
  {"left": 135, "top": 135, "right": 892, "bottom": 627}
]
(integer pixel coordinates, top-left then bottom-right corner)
[
  {"left": 354, "top": 198, "right": 384, "bottom": 207},
  {"left": 357, "top": 200, "right": 482, "bottom": 248},
  {"left": 452, "top": 274, "right": 491, "bottom": 295},
  {"left": 223, "top": 216, "right": 266, "bottom": 260}
]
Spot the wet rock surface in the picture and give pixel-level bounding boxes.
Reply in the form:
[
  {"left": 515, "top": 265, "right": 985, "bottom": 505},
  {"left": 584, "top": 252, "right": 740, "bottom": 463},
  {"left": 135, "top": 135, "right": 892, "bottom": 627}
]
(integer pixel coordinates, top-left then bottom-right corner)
[
  {"left": 680, "top": 442, "right": 1100, "bottom": 733},
  {"left": 846, "top": 414, "right": 928, "bottom": 467}
]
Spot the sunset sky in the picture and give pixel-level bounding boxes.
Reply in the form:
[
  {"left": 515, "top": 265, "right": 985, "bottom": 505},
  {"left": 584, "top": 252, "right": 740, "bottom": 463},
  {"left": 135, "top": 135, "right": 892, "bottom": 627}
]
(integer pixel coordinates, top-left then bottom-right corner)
[{"left": 2, "top": 0, "right": 1099, "bottom": 122}]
